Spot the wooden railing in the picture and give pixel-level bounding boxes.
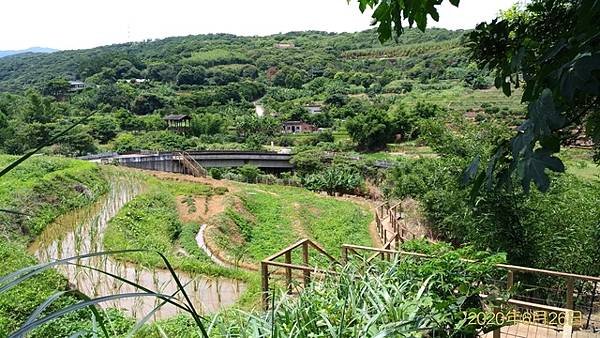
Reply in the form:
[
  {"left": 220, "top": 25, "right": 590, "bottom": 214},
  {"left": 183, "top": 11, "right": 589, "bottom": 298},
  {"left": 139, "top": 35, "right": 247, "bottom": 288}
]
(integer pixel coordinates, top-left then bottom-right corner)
[
  {"left": 261, "top": 239, "right": 600, "bottom": 336},
  {"left": 375, "top": 201, "right": 422, "bottom": 248},
  {"left": 175, "top": 151, "right": 207, "bottom": 177},
  {"left": 260, "top": 239, "right": 339, "bottom": 309},
  {"left": 341, "top": 243, "right": 600, "bottom": 337}
]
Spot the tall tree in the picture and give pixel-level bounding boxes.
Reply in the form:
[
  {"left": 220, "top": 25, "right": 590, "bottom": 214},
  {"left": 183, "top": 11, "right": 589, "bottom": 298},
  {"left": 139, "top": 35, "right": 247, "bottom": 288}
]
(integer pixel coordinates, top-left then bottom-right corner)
[{"left": 354, "top": 0, "right": 600, "bottom": 192}]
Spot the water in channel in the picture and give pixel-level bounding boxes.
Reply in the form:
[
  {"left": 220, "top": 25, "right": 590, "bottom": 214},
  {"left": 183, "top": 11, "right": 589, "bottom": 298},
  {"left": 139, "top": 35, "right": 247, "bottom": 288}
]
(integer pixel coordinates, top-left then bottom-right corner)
[{"left": 29, "top": 173, "right": 245, "bottom": 320}]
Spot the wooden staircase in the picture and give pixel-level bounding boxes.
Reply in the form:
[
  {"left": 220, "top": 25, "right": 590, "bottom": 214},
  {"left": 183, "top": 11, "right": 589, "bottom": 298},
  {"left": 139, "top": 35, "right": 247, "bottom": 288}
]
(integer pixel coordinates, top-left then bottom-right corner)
[{"left": 175, "top": 151, "right": 207, "bottom": 177}]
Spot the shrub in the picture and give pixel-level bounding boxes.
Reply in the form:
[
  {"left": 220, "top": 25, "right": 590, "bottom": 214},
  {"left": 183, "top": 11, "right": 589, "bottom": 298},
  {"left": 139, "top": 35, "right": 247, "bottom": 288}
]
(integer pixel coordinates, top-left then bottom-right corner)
[
  {"left": 303, "top": 165, "right": 365, "bottom": 196},
  {"left": 237, "top": 165, "right": 262, "bottom": 183}
]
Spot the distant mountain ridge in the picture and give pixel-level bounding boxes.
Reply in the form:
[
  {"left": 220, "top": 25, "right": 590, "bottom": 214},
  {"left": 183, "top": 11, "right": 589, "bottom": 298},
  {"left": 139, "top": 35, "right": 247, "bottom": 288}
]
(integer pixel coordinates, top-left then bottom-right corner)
[{"left": 0, "top": 47, "right": 58, "bottom": 58}]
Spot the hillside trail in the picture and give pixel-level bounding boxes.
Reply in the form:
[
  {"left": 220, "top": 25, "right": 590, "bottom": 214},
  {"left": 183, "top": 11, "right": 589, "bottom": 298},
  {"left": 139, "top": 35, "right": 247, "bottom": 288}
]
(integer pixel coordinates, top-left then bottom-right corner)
[
  {"left": 140, "top": 169, "right": 434, "bottom": 266},
  {"left": 145, "top": 169, "right": 414, "bottom": 266}
]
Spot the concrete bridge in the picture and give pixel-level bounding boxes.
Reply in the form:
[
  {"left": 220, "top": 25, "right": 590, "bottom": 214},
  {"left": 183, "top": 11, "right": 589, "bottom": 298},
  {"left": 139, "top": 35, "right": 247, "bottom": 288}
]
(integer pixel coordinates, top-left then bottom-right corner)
[{"left": 83, "top": 151, "right": 293, "bottom": 174}]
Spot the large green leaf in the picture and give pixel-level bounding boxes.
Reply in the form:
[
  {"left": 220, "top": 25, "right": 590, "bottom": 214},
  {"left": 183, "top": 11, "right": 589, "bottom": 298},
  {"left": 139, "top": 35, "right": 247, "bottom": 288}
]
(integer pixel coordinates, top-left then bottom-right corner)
[
  {"left": 521, "top": 149, "right": 565, "bottom": 193},
  {"left": 558, "top": 52, "right": 600, "bottom": 101},
  {"left": 355, "top": 0, "right": 460, "bottom": 42},
  {"left": 527, "top": 89, "right": 564, "bottom": 137}
]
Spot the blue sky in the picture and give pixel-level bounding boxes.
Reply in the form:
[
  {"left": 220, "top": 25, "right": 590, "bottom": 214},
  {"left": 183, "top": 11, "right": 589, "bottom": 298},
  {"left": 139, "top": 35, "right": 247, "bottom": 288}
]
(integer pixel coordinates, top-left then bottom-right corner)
[{"left": 0, "top": 0, "right": 516, "bottom": 50}]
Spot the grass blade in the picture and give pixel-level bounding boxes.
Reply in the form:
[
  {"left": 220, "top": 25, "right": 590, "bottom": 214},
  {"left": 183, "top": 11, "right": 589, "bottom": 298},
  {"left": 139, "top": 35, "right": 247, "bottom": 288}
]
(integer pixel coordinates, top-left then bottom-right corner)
[
  {"left": 125, "top": 280, "right": 193, "bottom": 338},
  {"left": 23, "top": 290, "right": 70, "bottom": 327},
  {"left": 10, "top": 292, "right": 176, "bottom": 338},
  {"left": 1, "top": 249, "right": 154, "bottom": 293},
  {"left": 65, "top": 261, "right": 192, "bottom": 313},
  {"left": 152, "top": 251, "right": 208, "bottom": 338}
]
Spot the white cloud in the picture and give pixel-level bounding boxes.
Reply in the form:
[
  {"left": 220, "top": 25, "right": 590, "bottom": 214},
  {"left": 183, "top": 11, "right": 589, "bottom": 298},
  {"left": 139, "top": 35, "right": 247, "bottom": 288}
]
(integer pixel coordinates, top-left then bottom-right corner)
[{"left": 0, "top": 0, "right": 516, "bottom": 50}]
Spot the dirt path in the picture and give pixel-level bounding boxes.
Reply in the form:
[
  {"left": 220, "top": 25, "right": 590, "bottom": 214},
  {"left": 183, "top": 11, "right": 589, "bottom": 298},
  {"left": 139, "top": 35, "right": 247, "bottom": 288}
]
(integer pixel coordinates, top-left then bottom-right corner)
[{"left": 176, "top": 195, "right": 226, "bottom": 223}]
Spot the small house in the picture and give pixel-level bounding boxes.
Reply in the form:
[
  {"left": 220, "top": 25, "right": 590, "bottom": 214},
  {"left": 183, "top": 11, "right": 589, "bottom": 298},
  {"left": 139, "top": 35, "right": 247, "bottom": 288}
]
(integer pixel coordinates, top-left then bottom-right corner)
[
  {"left": 282, "top": 121, "right": 316, "bottom": 134},
  {"left": 164, "top": 114, "right": 192, "bottom": 133}
]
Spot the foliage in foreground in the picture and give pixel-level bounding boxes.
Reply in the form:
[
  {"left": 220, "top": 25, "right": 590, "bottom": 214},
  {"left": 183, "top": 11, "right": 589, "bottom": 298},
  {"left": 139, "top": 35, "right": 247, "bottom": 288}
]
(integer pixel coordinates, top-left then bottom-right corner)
[
  {"left": 389, "top": 154, "right": 600, "bottom": 276},
  {"left": 0, "top": 156, "right": 111, "bottom": 336},
  {"left": 141, "top": 241, "right": 506, "bottom": 337}
]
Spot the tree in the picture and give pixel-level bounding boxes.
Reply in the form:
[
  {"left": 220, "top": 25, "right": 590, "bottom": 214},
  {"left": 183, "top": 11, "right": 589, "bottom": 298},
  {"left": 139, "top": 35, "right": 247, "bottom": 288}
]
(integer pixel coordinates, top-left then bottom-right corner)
[
  {"left": 303, "top": 165, "right": 365, "bottom": 196},
  {"left": 355, "top": 0, "right": 600, "bottom": 193},
  {"left": 466, "top": 0, "right": 600, "bottom": 192},
  {"left": 93, "top": 84, "right": 132, "bottom": 109},
  {"left": 41, "top": 78, "right": 70, "bottom": 99},
  {"left": 176, "top": 65, "right": 207, "bottom": 86},
  {"left": 89, "top": 115, "right": 119, "bottom": 143},
  {"left": 131, "top": 93, "right": 165, "bottom": 115},
  {"left": 355, "top": 0, "right": 460, "bottom": 42},
  {"left": 145, "top": 62, "right": 177, "bottom": 82},
  {"left": 346, "top": 110, "right": 395, "bottom": 151},
  {"left": 272, "top": 66, "right": 309, "bottom": 89},
  {"left": 191, "top": 113, "right": 226, "bottom": 136},
  {"left": 114, "top": 59, "right": 141, "bottom": 79},
  {"left": 234, "top": 115, "right": 279, "bottom": 139},
  {"left": 55, "top": 126, "right": 97, "bottom": 156}
]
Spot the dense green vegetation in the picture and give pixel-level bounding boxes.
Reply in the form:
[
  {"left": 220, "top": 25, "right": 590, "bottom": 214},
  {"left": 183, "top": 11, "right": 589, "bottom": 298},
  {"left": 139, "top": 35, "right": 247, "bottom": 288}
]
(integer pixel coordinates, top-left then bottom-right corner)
[
  {"left": 139, "top": 241, "right": 507, "bottom": 337},
  {"left": 0, "top": 27, "right": 509, "bottom": 157},
  {"left": 0, "top": 155, "right": 108, "bottom": 242},
  {"left": 386, "top": 112, "right": 600, "bottom": 276},
  {"left": 0, "top": 156, "right": 112, "bottom": 337}
]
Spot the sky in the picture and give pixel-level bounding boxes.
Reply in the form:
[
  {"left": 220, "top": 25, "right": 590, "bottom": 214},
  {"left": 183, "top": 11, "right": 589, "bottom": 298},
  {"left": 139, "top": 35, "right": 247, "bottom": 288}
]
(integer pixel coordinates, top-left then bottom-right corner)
[{"left": 0, "top": 0, "right": 517, "bottom": 51}]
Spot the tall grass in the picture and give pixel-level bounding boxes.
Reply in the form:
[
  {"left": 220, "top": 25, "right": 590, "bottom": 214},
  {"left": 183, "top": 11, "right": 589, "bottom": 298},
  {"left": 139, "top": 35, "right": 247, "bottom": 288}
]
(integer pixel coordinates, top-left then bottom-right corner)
[
  {"left": 0, "top": 250, "right": 209, "bottom": 338},
  {"left": 142, "top": 243, "right": 508, "bottom": 337}
]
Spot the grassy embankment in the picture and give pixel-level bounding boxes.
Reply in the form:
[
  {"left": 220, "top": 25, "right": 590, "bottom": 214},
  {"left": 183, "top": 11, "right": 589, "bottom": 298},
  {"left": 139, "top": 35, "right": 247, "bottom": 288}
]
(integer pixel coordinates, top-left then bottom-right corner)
[
  {"left": 561, "top": 148, "right": 600, "bottom": 182},
  {"left": 0, "top": 155, "right": 111, "bottom": 336},
  {"left": 209, "top": 183, "right": 374, "bottom": 265},
  {"left": 102, "top": 177, "right": 261, "bottom": 308},
  {"left": 103, "top": 176, "right": 375, "bottom": 309}
]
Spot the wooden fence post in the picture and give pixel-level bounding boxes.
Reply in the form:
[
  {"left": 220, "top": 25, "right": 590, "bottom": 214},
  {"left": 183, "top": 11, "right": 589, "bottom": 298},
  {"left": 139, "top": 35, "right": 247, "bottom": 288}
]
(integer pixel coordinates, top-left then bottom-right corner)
[
  {"left": 285, "top": 251, "right": 292, "bottom": 294},
  {"left": 342, "top": 246, "right": 348, "bottom": 263},
  {"left": 492, "top": 307, "right": 501, "bottom": 338},
  {"left": 507, "top": 270, "right": 514, "bottom": 289},
  {"left": 566, "top": 277, "right": 574, "bottom": 309},
  {"left": 261, "top": 261, "right": 269, "bottom": 310},
  {"left": 302, "top": 242, "right": 311, "bottom": 287}
]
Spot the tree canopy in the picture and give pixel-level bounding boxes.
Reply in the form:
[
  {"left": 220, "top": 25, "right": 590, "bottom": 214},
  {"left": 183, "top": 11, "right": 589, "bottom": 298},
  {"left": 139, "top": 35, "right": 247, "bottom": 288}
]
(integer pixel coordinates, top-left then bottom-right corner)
[{"left": 357, "top": 0, "right": 599, "bottom": 192}]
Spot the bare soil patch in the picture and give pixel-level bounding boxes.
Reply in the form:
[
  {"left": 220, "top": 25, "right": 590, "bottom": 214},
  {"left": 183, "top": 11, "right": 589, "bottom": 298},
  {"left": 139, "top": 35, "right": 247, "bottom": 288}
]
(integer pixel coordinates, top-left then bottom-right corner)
[{"left": 176, "top": 195, "right": 226, "bottom": 223}]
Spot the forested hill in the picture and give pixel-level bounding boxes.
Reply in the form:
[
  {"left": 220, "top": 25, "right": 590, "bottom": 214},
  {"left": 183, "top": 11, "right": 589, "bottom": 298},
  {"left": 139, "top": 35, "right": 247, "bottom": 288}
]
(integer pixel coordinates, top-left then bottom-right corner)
[
  {"left": 0, "top": 28, "right": 466, "bottom": 92},
  {"left": 0, "top": 27, "right": 492, "bottom": 157}
]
